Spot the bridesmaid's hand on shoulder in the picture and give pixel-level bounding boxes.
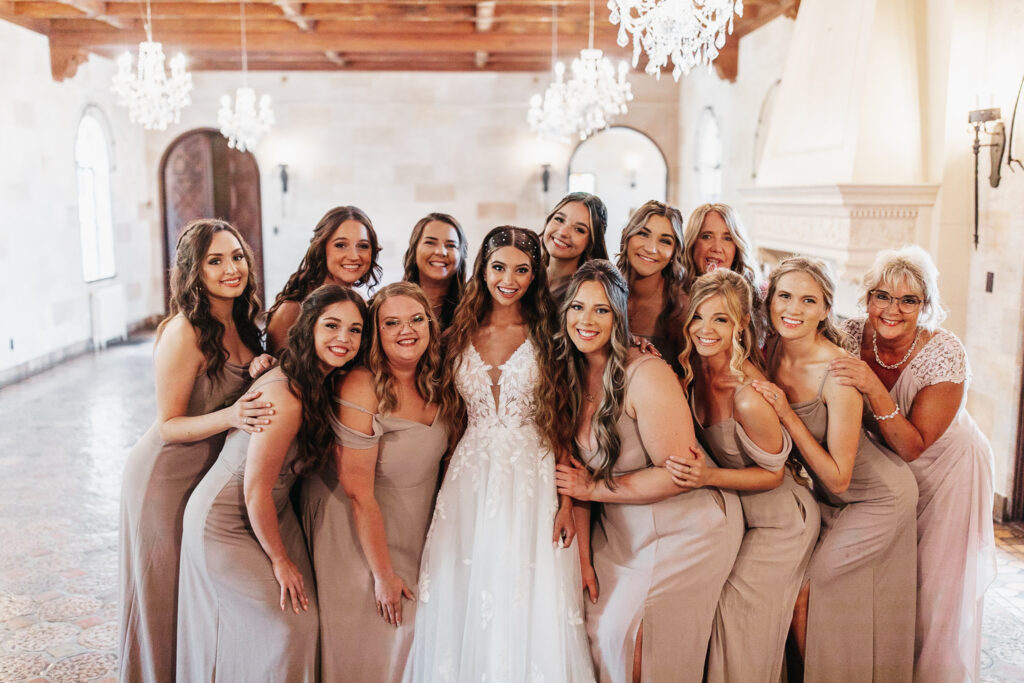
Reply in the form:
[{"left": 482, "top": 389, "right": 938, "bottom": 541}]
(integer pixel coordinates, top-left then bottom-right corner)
[
  {"left": 248, "top": 353, "right": 278, "bottom": 379},
  {"left": 271, "top": 556, "right": 309, "bottom": 614},
  {"left": 632, "top": 336, "right": 662, "bottom": 357},
  {"left": 750, "top": 380, "right": 795, "bottom": 421},
  {"left": 229, "top": 390, "right": 275, "bottom": 433}
]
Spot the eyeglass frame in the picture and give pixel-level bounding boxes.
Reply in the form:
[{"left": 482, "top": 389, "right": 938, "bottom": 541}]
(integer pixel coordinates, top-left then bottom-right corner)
[{"left": 867, "top": 289, "right": 926, "bottom": 313}]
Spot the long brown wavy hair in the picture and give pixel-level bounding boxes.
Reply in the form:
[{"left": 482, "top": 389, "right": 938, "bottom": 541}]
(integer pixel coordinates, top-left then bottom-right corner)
[
  {"left": 439, "top": 226, "right": 570, "bottom": 455},
  {"left": 278, "top": 284, "right": 368, "bottom": 475},
  {"left": 615, "top": 200, "right": 688, "bottom": 347},
  {"left": 539, "top": 192, "right": 610, "bottom": 267},
  {"left": 401, "top": 213, "right": 468, "bottom": 328},
  {"left": 157, "top": 219, "right": 263, "bottom": 378},
  {"left": 267, "top": 206, "right": 382, "bottom": 322},
  {"left": 366, "top": 282, "right": 446, "bottom": 415},
  {"left": 555, "top": 260, "right": 632, "bottom": 489},
  {"left": 764, "top": 256, "right": 847, "bottom": 370}
]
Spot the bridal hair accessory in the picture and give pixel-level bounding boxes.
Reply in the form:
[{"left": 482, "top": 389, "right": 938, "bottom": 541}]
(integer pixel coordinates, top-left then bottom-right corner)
[{"left": 486, "top": 228, "right": 541, "bottom": 262}]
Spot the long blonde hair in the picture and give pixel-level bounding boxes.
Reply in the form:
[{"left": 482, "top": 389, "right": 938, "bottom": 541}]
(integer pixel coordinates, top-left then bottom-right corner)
[
  {"left": 678, "top": 269, "right": 761, "bottom": 390},
  {"left": 764, "top": 256, "right": 847, "bottom": 369},
  {"left": 555, "top": 260, "right": 632, "bottom": 489},
  {"left": 366, "top": 282, "right": 444, "bottom": 416}
]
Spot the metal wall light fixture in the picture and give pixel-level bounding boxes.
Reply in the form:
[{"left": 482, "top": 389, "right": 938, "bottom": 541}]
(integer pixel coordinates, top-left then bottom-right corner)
[{"left": 969, "top": 107, "right": 1005, "bottom": 249}]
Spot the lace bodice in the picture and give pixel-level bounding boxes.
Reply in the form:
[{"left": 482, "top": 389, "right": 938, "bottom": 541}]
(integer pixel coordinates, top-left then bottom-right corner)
[
  {"left": 456, "top": 338, "right": 538, "bottom": 430},
  {"left": 841, "top": 317, "right": 971, "bottom": 388}
]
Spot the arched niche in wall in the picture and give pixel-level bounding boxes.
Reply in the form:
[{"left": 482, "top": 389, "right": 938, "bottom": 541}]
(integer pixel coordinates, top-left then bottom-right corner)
[
  {"left": 752, "top": 79, "right": 782, "bottom": 180},
  {"left": 159, "top": 128, "right": 265, "bottom": 305},
  {"left": 566, "top": 126, "right": 669, "bottom": 256},
  {"left": 694, "top": 106, "right": 723, "bottom": 203}
]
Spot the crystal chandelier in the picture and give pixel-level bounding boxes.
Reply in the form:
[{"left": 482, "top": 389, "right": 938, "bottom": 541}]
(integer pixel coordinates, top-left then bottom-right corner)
[
  {"left": 218, "top": 0, "right": 274, "bottom": 152},
  {"left": 111, "top": 0, "right": 192, "bottom": 130},
  {"left": 563, "top": 0, "right": 633, "bottom": 140},
  {"left": 608, "top": 0, "right": 744, "bottom": 81},
  {"left": 527, "top": 5, "right": 578, "bottom": 143}
]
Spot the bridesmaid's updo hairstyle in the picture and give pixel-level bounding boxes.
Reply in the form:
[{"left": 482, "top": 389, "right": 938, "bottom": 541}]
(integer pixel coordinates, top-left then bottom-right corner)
[
  {"left": 556, "top": 260, "right": 632, "bottom": 489},
  {"left": 367, "top": 281, "right": 444, "bottom": 415},
  {"left": 268, "top": 206, "right": 382, "bottom": 322},
  {"left": 279, "top": 284, "right": 368, "bottom": 476},
  {"left": 401, "top": 212, "right": 468, "bottom": 327},
  {"left": 159, "top": 219, "right": 263, "bottom": 379},
  {"left": 859, "top": 245, "right": 947, "bottom": 330},
  {"left": 539, "top": 192, "right": 610, "bottom": 266},
  {"left": 679, "top": 269, "right": 761, "bottom": 389},
  {"left": 439, "top": 226, "right": 570, "bottom": 455},
  {"left": 765, "top": 256, "right": 847, "bottom": 366}
]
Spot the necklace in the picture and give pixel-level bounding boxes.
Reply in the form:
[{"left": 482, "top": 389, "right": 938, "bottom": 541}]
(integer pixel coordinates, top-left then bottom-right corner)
[{"left": 872, "top": 328, "right": 920, "bottom": 370}]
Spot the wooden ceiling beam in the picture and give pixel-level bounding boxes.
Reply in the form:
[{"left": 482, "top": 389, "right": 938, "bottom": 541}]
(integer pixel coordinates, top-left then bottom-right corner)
[
  {"left": 50, "top": 0, "right": 126, "bottom": 27},
  {"left": 49, "top": 26, "right": 627, "bottom": 53},
  {"left": 270, "top": 0, "right": 314, "bottom": 31}
]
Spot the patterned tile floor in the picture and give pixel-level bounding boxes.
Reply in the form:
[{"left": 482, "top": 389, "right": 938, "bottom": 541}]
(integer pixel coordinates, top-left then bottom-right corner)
[{"left": 0, "top": 340, "right": 1023, "bottom": 682}]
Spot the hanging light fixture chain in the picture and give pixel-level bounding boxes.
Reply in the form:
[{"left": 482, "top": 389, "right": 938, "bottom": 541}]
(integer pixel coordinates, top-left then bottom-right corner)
[
  {"left": 144, "top": 0, "right": 153, "bottom": 41},
  {"left": 240, "top": 0, "right": 248, "bottom": 85},
  {"left": 588, "top": 0, "right": 594, "bottom": 50}
]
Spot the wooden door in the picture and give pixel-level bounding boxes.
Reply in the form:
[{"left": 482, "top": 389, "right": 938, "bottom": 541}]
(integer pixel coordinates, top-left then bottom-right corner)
[{"left": 159, "top": 128, "right": 265, "bottom": 305}]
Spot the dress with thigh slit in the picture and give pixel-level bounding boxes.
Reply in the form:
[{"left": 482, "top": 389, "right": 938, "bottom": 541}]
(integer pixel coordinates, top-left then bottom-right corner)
[{"left": 578, "top": 356, "right": 744, "bottom": 683}]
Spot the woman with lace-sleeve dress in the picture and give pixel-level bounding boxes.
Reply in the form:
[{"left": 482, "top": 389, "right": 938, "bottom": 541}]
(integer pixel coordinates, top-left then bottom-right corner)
[{"left": 832, "top": 246, "right": 995, "bottom": 682}]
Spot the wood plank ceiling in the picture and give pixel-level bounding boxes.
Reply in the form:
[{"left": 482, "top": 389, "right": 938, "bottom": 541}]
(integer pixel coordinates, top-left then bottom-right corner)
[{"left": 0, "top": 0, "right": 799, "bottom": 82}]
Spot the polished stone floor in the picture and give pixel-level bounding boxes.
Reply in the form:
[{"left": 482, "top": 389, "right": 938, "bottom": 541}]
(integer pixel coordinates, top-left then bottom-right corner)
[{"left": 1, "top": 340, "right": 1024, "bottom": 682}]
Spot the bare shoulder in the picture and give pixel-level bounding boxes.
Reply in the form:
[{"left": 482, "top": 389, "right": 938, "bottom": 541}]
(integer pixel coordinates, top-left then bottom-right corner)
[
  {"left": 626, "top": 355, "right": 682, "bottom": 406},
  {"left": 158, "top": 313, "right": 199, "bottom": 348},
  {"left": 255, "top": 368, "right": 301, "bottom": 413},
  {"left": 338, "top": 366, "right": 378, "bottom": 412},
  {"left": 155, "top": 314, "right": 204, "bottom": 367},
  {"left": 734, "top": 383, "right": 776, "bottom": 425}
]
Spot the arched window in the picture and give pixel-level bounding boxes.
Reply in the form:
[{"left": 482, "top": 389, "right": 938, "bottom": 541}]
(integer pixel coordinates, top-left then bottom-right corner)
[
  {"left": 694, "top": 106, "right": 723, "bottom": 203},
  {"left": 76, "top": 109, "right": 116, "bottom": 281}
]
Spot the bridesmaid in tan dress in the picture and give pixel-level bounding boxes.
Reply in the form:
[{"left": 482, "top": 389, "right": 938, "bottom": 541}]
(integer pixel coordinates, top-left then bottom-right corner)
[
  {"left": 119, "top": 220, "right": 272, "bottom": 683},
  {"left": 615, "top": 201, "right": 689, "bottom": 374},
  {"left": 555, "top": 261, "right": 743, "bottom": 683},
  {"left": 751, "top": 257, "right": 918, "bottom": 682},
  {"left": 666, "top": 270, "right": 819, "bottom": 683},
  {"left": 401, "top": 213, "right": 468, "bottom": 328},
  {"left": 299, "top": 282, "right": 449, "bottom": 683},
  {"left": 176, "top": 285, "right": 367, "bottom": 682},
  {"left": 265, "top": 205, "right": 383, "bottom": 352}
]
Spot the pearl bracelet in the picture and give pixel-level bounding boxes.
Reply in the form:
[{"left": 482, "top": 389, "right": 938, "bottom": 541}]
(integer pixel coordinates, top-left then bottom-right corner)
[{"left": 874, "top": 403, "right": 900, "bottom": 421}]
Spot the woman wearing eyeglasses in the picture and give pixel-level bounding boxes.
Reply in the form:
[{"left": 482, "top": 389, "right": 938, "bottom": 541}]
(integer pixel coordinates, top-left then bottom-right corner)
[{"left": 830, "top": 246, "right": 996, "bottom": 683}]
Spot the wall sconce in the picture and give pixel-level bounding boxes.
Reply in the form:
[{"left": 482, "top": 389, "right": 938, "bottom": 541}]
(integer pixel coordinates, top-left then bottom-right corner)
[
  {"left": 541, "top": 163, "right": 552, "bottom": 194},
  {"left": 969, "top": 108, "right": 1005, "bottom": 249},
  {"left": 278, "top": 163, "right": 289, "bottom": 194}
]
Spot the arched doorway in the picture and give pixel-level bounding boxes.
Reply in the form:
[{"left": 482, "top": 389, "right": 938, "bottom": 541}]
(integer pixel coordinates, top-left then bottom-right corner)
[
  {"left": 567, "top": 126, "right": 670, "bottom": 255},
  {"left": 159, "top": 128, "right": 265, "bottom": 304}
]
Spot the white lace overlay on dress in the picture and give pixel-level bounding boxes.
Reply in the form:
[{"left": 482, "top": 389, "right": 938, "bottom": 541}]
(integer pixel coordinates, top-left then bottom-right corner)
[{"left": 840, "top": 317, "right": 971, "bottom": 388}]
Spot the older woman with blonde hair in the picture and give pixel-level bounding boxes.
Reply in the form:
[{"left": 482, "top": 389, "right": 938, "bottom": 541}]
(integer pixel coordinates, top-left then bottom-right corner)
[
  {"left": 681, "top": 203, "right": 766, "bottom": 339},
  {"left": 830, "top": 245, "right": 996, "bottom": 682}
]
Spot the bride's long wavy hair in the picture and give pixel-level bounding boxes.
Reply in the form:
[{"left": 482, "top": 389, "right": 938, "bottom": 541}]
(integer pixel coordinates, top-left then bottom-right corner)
[
  {"left": 438, "top": 226, "right": 570, "bottom": 455},
  {"left": 554, "top": 260, "right": 632, "bottom": 489}
]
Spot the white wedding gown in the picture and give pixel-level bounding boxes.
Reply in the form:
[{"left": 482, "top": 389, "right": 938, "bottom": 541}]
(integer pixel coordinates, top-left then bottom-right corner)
[{"left": 403, "top": 339, "right": 595, "bottom": 682}]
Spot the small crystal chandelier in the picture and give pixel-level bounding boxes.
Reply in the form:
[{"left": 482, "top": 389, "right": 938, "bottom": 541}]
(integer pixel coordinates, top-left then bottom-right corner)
[
  {"left": 111, "top": 0, "right": 192, "bottom": 130},
  {"left": 608, "top": 0, "right": 744, "bottom": 81},
  {"left": 527, "top": 4, "right": 578, "bottom": 143},
  {"left": 563, "top": 0, "right": 633, "bottom": 140},
  {"left": 218, "top": 0, "right": 274, "bottom": 152}
]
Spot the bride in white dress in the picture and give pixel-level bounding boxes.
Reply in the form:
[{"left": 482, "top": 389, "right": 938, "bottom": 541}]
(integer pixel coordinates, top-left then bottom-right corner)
[{"left": 404, "top": 226, "right": 595, "bottom": 682}]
